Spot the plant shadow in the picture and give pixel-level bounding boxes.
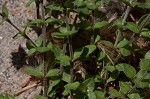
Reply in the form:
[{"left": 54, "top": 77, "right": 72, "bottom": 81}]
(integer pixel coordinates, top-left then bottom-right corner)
[{"left": 11, "top": 45, "right": 27, "bottom": 70}]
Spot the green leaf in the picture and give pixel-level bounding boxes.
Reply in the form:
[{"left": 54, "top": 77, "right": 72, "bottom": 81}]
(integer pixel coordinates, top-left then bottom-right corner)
[
  {"left": 120, "top": 48, "right": 131, "bottom": 56},
  {"left": 128, "top": 93, "right": 141, "bottom": 99},
  {"left": 119, "top": 81, "right": 131, "bottom": 95},
  {"left": 94, "top": 35, "right": 101, "bottom": 44},
  {"left": 51, "top": 45, "right": 63, "bottom": 57},
  {"left": 80, "top": 7, "right": 89, "bottom": 15},
  {"left": 105, "top": 65, "right": 116, "bottom": 72},
  {"left": 0, "top": 17, "right": 8, "bottom": 25},
  {"left": 28, "top": 48, "right": 36, "bottom": 56},
  {"left": 87, "top": 91, "right": 96, "bottom": 99},
  {"left": 56, "top": 55, "right": 70, "bottom": 66},
  {"left": 135, "top": 70, "right": 148, "bottom": 80},
  {"left": 13, "top": 32, "right": 24, "bottom": 39},
  {"left": 97, "top": 52, "right": 106, "bottom": 60},
  {"left": 135, "top": 2, "right": 150, "bottom": 9},
  {"left": 2, "top": 4, "right": 9, "bottom": 17},
  {"left": 59, "top": 27, "right": 68, "bottom": 33},
  {"left": 94, "top": 21, "right": 108, "bottom": 29},
  {"left": 65, "top": 82, "right": 80, "bottom": 91},
  {"left": 94, "top": 75, "right": 104, "bottom": 82},
  {"left": 108, "top": 89, "right": 123, "bottom": 97},
  {"left": 83, "top": 78, "right": 95, "bottom": 91},
  {"left": 35, "top": 35, "right": 43, "bottom": 47},
  {"left": 36, "top": 47, "right": 50, "bottom": 53},
  {"left": 139, "top": 59, "right": 150, "bottom": 70},
  {"left": 35, "top": 95, "right": 47, "bottom": 99},
  {"left": 46, "top": 4, "right": 64, "bottom": 11},
  {"left": 5, "top": 94, "right": 15, "bottom": 99},
  {"left": 123, "top": 64, "right": 136, "bottom": 79},
  {"left": 86, "top": 2, "right": 98, "bottom": 10},
  {"left": 46, "top": 69, "right": 60, "bottom": 77},
  {"left": 62, "top": 72, "right": 71, "bottom": 83},
  {"left": 84, "top": 45, "right": 96, "bottom": 57},
  {"left": 140, "top": 29, "right": 150, "bottom": 38},
  {"left": 116, "top": 63, "right": 124, "bottom": 71},
  {"left": 45, "top": 18, "right": 60, "bottom": 24},
  {"left": 73, "top": 48, "right": 84, "bottom": 61},
  {"left": 145, "top": 51, "right": 150, "bottom": 60},
  {"left": 28, "top": 19, "right": 43, "bottom": 25},
  {"left": 74, "top": 0, "right": 85, "bottom": 7},
  {"left": 24, "top": 67, "right": 43, "bottom": 77},
  {"left": 26, "top": 40, "right": 36, "bottom": 49},
  {"left": 126, "top": 22, "right": 139, "bottom": 33},
  {"left": 94, "top": 91, "right": 105, "bottom": 99},
  {"left": 117, "top": 38, "right": 129, "bottom": 48},
  {"left": 48, "top": 79, "right": 60, "bottom": 93},
  {"left": 107, "top": 70, "right": 119, "bottom": 83},
  {"left": 115, "top": 18, "right": 124, "bottom": 28}
]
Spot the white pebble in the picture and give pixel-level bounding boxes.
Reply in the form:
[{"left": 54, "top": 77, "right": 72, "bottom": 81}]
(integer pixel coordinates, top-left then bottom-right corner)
[{"left": 0, "top": 36, "right": 3, "bottom": 40}]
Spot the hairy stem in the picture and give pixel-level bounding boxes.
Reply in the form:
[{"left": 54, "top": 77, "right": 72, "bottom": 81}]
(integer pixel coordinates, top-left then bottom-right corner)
[{"left": 40, "top": 0, "right": 47, "bottom": 96}]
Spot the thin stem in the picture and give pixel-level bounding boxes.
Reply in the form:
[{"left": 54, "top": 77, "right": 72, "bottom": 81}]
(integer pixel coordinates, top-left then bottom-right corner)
[
  {"left": 0, "top": 13, "right": 37, "bottom": 47},
  {"left": 40, "top": 0, "right": 47, "bottom": 96}
]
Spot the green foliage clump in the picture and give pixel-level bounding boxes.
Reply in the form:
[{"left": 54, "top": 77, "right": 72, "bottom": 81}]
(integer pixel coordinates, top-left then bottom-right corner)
[{"left": 1, "top": 0, "right": 150, "bottom": 98}]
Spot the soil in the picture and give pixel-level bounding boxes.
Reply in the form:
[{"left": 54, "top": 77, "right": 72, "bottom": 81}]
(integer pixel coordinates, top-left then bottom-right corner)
[{"left": 0, "top": 0, "right": 41, "bottom": 98}]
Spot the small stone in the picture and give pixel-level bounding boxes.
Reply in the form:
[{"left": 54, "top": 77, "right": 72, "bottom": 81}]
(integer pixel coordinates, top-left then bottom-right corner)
[{"left": 0, "top": 36, "right": 3, "bottom": 40}]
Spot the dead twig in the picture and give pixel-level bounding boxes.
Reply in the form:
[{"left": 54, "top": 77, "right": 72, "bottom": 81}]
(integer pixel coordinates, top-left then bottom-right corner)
[{"left": 14, "top": 82, "right": 40, "bottom": 96}]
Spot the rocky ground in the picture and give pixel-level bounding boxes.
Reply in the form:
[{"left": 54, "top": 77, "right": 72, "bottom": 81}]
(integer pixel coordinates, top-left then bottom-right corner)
[{"left": 0, "top": 0, "right": 42, "bottom": 98}]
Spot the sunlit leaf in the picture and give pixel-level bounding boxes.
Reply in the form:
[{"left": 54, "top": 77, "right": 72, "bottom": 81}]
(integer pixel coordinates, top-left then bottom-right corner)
[
  {"left": 105, "top": 65, "right": 116, "bottom": 72},
  {"left": 73, "top": 48, "right": 84, "bottom": 61},
  {"left": 139, "top": 59, "right": 150, "bottom": 71},
  {"left": 120, "top": 48, "right": 131, "bottom": 56},
  {"left": 84, "top": 45, "right": 96, "bottom": 57},
  {"left": 128, "top": 93, "right": 141, "bottom": 99},
  {"left": 123, "top": 64, "right": 136, "bottom": 79},
  {"left": 94, "top": 21, "right": 108, "bottom": 29},
  {"left": 35, "top": 35, "right": 43, "bottom": 47},
  {"left": 97, "top": 52, "right": 106, "bottom": 60},
  {"left": 119, "top": 81, "right": 132, "bottom": 95},
  {"left": 24, "top": 67, "right": 43, "bottom": 77},
  {"left": 65, "top": 82, "right": 80, "bottom": 91},
  {"left": 28, "top": 48, "right": 36, "bottom": 56},
  {"left": 62, "top": 72, "right": 71, "bottom": 83},
  {"left": 108, "top": 89, "right": 123, "bottom": 97},
  {"left": 126, "top": 22, "right": 139, "bottom": 33},
  {"left": 94, "top": 91, "right": 106, "bottom": 99},
  {"left": 117, "top": 38, "right": 129, "bottom": 48},
  {"left": 87, "top": 91, "right": 96, "bottom": 99},
  {"left": 36, "top": 47, "right": 50, "bottom": 53},
  {"left": 46, "top": 69, "right": 60, "bottom": 77},
  {"left": 56, "top": 55, "right": 70, "bottom": 66},
  {"left": 107, "top": 70, "right": 119, "bottom": 83},
  {"left": 46, "top": 4, "right": 64, "bottom": 11},
  {"left": 2, "top": 4, "right": 9, "bottom": 17}
]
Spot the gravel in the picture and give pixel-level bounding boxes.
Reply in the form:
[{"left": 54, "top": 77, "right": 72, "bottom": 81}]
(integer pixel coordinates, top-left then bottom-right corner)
[{"left": 0, "top": 0, "right": 41, "bottom": 98}]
